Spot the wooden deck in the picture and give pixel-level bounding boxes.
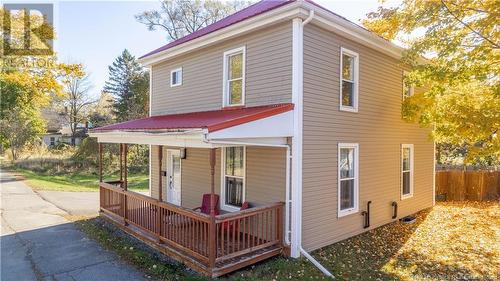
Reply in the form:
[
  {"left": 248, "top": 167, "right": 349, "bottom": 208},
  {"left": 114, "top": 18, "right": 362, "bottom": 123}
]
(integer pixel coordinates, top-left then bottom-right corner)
[{"left": 99, "top": 182, "right": 284, "bottom": 277}]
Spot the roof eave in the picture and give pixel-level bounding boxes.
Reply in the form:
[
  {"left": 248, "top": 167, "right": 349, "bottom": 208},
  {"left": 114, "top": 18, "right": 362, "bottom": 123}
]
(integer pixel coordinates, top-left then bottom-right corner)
[
  {"left": 138, "top": 1, "right": 423, "bottom": 67},
  {"left": 138, "top": 2, "right": 306, "bottom": 66},
  {"left": 89, "top": 128, "right": 205, "bottom": 136}
]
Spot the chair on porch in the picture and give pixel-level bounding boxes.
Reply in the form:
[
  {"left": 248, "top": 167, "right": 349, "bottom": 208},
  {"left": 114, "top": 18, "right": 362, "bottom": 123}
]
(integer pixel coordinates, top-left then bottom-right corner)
[
  {"left": 193, "top": 194, "right": 220, "bottom": 215},
  {"left": 222, "top": 202, "right": 250, "bottom": 234}
]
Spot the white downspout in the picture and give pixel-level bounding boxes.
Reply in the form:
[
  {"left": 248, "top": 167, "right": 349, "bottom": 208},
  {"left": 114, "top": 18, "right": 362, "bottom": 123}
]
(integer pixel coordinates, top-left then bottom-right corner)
[{"left": 296, "top": 9, "right": 334, "bottom": 279}]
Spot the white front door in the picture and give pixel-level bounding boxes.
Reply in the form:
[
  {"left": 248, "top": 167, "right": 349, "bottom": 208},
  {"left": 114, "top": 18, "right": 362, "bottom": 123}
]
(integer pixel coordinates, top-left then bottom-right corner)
[{"left": 166, "top": 149, "right": 182, "bottom": 206}]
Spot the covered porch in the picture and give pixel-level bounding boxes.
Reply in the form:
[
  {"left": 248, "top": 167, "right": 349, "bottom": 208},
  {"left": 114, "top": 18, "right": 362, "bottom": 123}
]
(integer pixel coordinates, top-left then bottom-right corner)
[{"left": 90, "top": 104, "right": 294, "bottom": 277}]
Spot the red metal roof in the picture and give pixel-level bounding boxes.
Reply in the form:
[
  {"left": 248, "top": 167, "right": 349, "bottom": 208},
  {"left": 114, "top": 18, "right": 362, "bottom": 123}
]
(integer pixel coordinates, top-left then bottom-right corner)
[
  {"left": 92, "top": 103, "right": 294, "bottom": 133},
  {"left": 139, "top": 0, "right": 294, "bottom": 59},
  {"left": 139, "top": 0, "right": 386, "bottom": 61}
]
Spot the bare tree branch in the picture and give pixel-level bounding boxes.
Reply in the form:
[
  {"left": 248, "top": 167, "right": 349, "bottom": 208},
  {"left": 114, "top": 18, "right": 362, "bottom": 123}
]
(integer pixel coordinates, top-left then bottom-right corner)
[
  {"left": 136, "top": 0, "right": 252, "bottom": 41},
  {"left": 441, "top": 0, "right": 499, "bottom": 48}
]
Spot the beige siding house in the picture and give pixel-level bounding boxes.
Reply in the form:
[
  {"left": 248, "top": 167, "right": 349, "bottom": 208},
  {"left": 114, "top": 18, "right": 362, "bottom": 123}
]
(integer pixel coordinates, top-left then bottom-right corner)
[{"left": 90, "top": 0, "right": 434, "bottom": 277}]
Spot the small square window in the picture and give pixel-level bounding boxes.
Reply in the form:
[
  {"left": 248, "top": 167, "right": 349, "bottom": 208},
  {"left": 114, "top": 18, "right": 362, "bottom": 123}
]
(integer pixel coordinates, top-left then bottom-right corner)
[{"left": 170, "top": 68, "right": 182, "bottom": 87}]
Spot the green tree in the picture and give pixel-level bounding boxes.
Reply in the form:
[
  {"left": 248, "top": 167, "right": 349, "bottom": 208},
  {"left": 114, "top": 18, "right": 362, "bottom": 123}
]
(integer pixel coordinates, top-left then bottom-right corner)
[
  {"left": 0, "top": 106, "right": 45, "bottom": 160},
  {"left": 136, "top": 0, "right": 251, "bottom": 41},
  {"left": 103, "top": 49, "right": 149, "bottom": 121},
  {"left": 88, "top": 92, "right": 114, "bottom": 128},
  {"left": 363, "top": 0, "right": 500, "bottom": 164},
  {"left": 0, "top": 9, "right": 82, "bottom": 156}
]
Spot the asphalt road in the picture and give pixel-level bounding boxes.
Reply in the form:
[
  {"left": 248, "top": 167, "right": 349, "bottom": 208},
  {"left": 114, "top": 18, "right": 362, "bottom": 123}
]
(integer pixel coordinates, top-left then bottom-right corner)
[{"left": 0, "top": 169, "right": 146, "bottom": 281}]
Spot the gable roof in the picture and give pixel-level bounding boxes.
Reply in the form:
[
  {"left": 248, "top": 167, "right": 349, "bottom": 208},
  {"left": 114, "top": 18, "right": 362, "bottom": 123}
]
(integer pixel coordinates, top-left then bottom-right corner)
[
  {"left": 92, "top": 103, "right": 294, "bottom": 133},
  {"left": 139, "top": 0, "right": 293, "bottom": 60},
  {"left": 139, "top": 0, "right": 407, "bottom": 66},
  {"left": 139, "top": 0, "right": 295, "bottom": 59}
]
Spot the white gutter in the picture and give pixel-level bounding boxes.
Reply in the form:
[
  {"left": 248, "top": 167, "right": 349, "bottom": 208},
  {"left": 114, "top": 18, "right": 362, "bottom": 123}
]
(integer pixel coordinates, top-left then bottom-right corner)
[
  {"left": 302, "top": 9, "right": 314, "bottom": 25},
  {"left": 297, "top": 10, "right": 334, "bottom": 279}
]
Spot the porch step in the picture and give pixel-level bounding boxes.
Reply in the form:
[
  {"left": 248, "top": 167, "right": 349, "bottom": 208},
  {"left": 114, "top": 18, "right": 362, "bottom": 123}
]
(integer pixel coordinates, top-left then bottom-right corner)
[{"left": 212, "top": 245, "right": 283, "bottom": 277}]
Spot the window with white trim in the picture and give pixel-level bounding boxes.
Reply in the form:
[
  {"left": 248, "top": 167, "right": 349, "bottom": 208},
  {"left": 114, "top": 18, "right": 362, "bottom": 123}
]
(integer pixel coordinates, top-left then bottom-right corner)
[
  {"left": 338, "top": 143, "right": 359, "bottom": 217},
  {"left": 222, "top": 146, "right": 245, "bottom": 211},
  {"left": 402, "top": 71, "right": 414, "bottom": 99},
  {"left": 401, "top": 144, "right": 414, "bottom": 199},
  {"left": 223, "top": 46, "right": 245, "bottom": 106},
  {"left": 50, "top": 137, "right": 55, "bottom": 146},
  {"left": 340, "top": 48, "right": 359, "bottom": 112},
  {"left": 170, "top": 67, "right": 182, "bottom": 87}
]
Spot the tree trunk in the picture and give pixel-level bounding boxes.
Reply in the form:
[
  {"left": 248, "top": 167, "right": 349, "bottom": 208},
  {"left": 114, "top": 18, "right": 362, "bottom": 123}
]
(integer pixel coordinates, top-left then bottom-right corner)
[{"left": 11, "top": 148, "right": 17, "bottom": 161}]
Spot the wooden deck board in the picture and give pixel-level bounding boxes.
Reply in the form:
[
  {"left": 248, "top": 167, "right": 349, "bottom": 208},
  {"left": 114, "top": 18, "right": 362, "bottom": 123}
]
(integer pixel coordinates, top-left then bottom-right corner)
[{"left": 99, "top": 183, "right": 285, "bottom": 277}]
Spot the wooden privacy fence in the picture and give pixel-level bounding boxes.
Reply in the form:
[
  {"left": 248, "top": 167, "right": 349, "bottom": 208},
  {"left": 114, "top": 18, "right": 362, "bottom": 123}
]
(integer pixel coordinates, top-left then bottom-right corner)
[{"left": 435, "top": 170, "right": 500, "bottom": 201}]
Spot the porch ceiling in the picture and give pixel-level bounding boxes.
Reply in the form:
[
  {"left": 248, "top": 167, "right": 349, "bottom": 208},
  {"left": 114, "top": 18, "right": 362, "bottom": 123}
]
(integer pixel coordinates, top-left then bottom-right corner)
[{"left": 88, "top": 103, "right": 294, "bottom": 148}]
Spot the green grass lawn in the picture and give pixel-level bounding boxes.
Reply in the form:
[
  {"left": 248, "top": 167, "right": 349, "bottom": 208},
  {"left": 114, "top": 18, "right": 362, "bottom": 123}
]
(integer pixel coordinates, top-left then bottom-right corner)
[
  {"left": 76, "top": 202, "right": 499, "bottom": 281},
  {"left": 10, "top": 167, "right": 149, "bottom": 192}
]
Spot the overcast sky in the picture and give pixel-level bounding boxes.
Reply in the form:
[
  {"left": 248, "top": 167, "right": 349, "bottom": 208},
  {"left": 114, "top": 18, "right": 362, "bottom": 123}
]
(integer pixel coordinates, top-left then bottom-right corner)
[{"left": 55, "top": 0, "right": 400, "bottom": 98}]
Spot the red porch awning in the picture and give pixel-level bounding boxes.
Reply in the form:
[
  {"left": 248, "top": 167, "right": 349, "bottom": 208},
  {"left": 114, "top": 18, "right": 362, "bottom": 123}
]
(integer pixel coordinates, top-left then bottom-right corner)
[{"left": 92, "top": 103, "right": 294, "bottom": 133}]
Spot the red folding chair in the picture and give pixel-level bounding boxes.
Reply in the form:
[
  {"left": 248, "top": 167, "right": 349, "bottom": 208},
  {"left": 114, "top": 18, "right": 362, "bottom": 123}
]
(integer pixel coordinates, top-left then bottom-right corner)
[
  {"left": 222, "top": 202, "right": 250, "bottom": 233},
  {"left": 193, "top": 194, "right": 220, "bottom": 215}
]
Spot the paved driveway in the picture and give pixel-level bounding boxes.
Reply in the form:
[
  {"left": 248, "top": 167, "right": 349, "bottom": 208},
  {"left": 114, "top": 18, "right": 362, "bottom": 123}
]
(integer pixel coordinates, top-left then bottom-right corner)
[
  {"left": 0, "top": 170, "right": 146, "bottom": 281},
  {"left": 36, "top": 190, "right": 99, "bottom": 216}
]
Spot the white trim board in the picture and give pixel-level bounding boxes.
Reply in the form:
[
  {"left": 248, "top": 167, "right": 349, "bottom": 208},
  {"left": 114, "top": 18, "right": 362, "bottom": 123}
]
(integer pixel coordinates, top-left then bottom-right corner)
[
  {"left": 206, "top": 111, "right": 293, "bottom": 140},
  {"left": 290, "top": 17, "right": 303, "bottom": 258}
]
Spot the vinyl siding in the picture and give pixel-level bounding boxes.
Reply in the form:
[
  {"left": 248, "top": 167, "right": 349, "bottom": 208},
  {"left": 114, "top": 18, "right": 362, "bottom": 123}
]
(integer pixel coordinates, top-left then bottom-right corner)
[
  {"left": 301, "top": 24, "right": 434, "bottom": 251},
  {"left": 150, "top": 22, "right": 292, "bottom": 116},
  {"left": 150, "top": 146, "right": 286, "bottom": 210}
]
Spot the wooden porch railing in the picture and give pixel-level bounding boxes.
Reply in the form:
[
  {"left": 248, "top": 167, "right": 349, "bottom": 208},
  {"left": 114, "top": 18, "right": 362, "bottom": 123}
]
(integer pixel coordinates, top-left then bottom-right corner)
[
  {"left": 99, "top": 182, "right": 284, "bottom": 275},
  {"left": 215, "top": 203, "right": 283, "bottom": 263}
]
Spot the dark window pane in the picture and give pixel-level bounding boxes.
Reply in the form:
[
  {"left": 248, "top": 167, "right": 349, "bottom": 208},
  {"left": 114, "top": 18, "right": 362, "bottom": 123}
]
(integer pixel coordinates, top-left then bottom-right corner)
[
  {"left": 339, "top": 148, "right": 354, "bottom": 179},
  {"left": 225, "top": 147, "right": 244, "bottom": 177},
  {"left": 340, "top": 179, "right": 354, "bottom": 210},
  {"left": 402, "top": 148, "right": 411, "bottom": 171},
  {"left": 229, "top": 53, "right": 243, "bottom": 79},
  {"left": 229, "top": 80, "right": 242, "bottom": 104},
  {"left": 225, "top": 177, "right": 243, "bottom": 207},
  {"left": 342, "top": 54, "right": 354, "bottom": 80},
  {"left": 402, "top": 171, "right": 411, "bottom": 195},
  {"left": 172, "top": 72, "right": 177, "bottom": 85},
  {"left": 342, "top": 81, "right": 354, "bottom": 107}
]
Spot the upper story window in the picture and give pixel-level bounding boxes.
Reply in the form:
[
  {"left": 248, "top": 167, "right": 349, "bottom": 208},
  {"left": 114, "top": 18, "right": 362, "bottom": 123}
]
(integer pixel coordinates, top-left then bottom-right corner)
[
  {"left": 402, "top": 71, "right": 414, "bottom": 99},
  {"left": 221, "top": 146, "right": 246, "bottom": 211},
  {"left": 338, "top": 143, "right": 359, "bottom": 217},
  {"left": 340, "top": 47, "right": 359, "bottom": 112},
  {"left": 401, "top": 144, "right": 414, "bottom": 199},
  {"left": 170, "top": 67, "right": 182, "bottom": 87},
  {"left": 223, "top": 46, "right": 245, "bottom": 107}
]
